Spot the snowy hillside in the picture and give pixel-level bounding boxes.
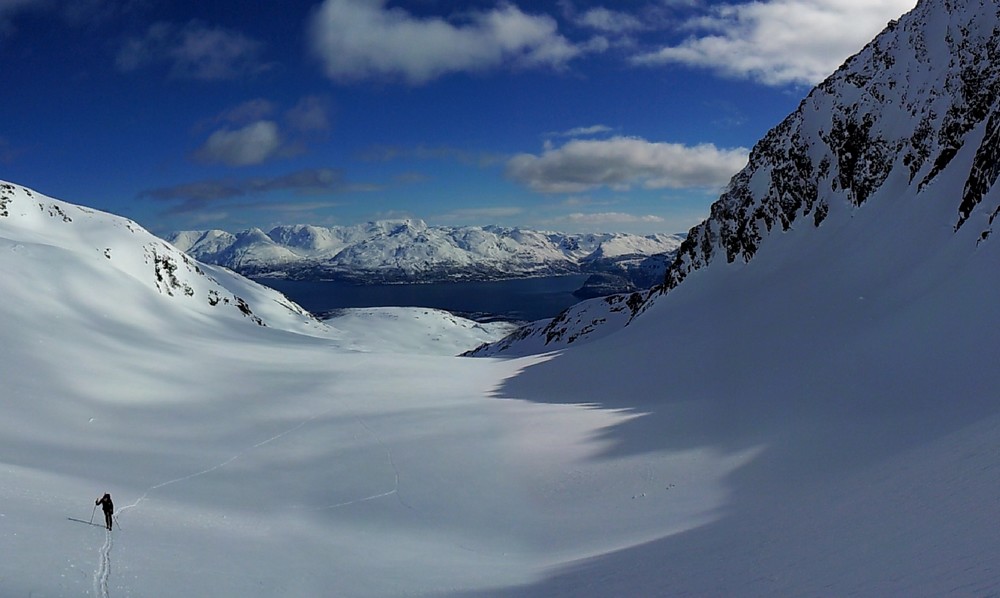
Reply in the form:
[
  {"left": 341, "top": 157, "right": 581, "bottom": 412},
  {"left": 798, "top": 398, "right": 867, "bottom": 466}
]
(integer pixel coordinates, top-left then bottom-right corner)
[
  {"left": 168, "top": 221, "right": 682, "bottom": 285},
  {"left": 475, "top": 0, "right": 1000, "bottom": 355},
  {"left": 0, "top": 181, "right": 326, "bottom": 335}
]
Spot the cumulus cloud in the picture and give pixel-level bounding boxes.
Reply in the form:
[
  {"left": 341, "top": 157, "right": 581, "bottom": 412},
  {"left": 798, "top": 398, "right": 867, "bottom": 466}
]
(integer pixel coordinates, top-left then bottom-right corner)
[
  {"left": 308, "top": 0, "right": 599, "bottom": 84},
  {"left": 193, "top": 97, "right": 332, "bottom": 167},
  {"left": 117, "top": 20, "right": 269, "bottom": 80},
  {"left": 194, "top": 121, "right": 283, "bottom": 166},
  {"left": 632, "top": 0, "right": 917, "bottom": 86},
  {"left": 507, "top": 136, "right": 748, "bottom": 193}
]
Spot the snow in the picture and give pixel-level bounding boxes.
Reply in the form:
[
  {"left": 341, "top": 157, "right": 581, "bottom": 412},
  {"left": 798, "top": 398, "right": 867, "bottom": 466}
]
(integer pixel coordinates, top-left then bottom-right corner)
[
  {"left": 322, "top": 307, "right": 519, "bottom": 355},
  {"left": 2, "top": 181, "right": 724, "bottom": 596}
]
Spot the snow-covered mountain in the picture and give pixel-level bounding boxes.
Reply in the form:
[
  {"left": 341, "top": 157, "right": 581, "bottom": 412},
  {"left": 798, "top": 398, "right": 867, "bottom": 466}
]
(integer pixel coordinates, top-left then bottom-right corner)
[
  {"left": 168, "top": 221, "right": 683, "bottom": 285},
  {"left": 0, "top": 181, "right": 328, "bottom": 335},
  {"left": 472, "top": 0, "right": 1000, "bottom": 356}
]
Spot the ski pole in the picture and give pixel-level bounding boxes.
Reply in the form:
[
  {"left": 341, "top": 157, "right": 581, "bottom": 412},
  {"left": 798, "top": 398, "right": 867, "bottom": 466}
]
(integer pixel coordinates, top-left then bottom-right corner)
[
  {"left": 89, "top": 504, "right": 97, "bottom": 525},
  {"left": 113, "top": 515, "right": 123, "bottom": 531}
]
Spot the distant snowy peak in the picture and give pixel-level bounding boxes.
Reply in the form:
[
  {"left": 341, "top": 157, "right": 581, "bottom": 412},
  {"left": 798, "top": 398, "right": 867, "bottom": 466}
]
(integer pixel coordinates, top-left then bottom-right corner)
[
  {"left": 0, "top": 181, "right": 324, "bottom": 335},
  {"left": 169, "top": 222, "right": 684, "bottom": 284},
  {"left": 475, "top": 0, "right": 1000, "bottom": 355}
]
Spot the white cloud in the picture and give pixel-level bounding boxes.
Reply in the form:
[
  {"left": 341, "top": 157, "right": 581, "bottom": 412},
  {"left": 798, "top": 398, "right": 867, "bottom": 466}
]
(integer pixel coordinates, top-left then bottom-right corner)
[
  {"left": 194, "top": 121, "right": 282, "bottom": 166},
  {"left": 547, "top": 124, "right": 614, "bottom": 138},
  {"left": 632, "top": 0, "right": 917, "bottom": 86},
  {"left": 507, "top": 136, "right": 748, "bottom": 193},
  {"left": 118, "top": 20, "right": 267, "bottom": 80},
  {"left": 308, "top": 0, "right": 597, "bottom": 84},
  {"left": 193, "top": 97, "right": 332, "bottom": 166},
  {"left": 575, "top": 7, "right": 644, "bottom": 33}
]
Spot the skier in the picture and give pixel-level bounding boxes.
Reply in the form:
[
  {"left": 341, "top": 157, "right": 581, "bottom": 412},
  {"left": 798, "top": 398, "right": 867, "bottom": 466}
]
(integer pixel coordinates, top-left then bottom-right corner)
[{"left": 95, "top": 493, "right": 114, "bottom": 530}]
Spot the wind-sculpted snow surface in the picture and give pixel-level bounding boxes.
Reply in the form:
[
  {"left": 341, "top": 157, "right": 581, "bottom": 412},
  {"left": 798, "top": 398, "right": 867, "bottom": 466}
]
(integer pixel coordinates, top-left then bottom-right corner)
[
  {"left": 168, "top": 220, "right": 682, "bottom": 284},
  {"left": 476, "top": 0, "right": 1000, "bottom": 355}
]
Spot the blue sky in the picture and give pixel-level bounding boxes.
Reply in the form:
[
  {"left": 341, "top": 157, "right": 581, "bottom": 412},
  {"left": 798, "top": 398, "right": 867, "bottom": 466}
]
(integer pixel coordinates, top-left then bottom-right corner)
[{"left": 1, "top": 0, "right": 916, "bottom": 236}]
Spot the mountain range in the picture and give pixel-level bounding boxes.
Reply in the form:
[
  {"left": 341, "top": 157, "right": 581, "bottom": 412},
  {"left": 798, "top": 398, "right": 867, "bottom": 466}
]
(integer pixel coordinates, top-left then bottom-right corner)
[{"left": 167, "top": 222, "right": 683, "bottom": 291}]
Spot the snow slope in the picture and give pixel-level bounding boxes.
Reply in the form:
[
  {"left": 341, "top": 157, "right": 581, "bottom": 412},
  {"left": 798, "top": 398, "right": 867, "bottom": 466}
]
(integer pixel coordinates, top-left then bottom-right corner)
[
  {"left": 322, "top": 307, "right": 518, "bottom": 355},
  {"left": 474, "top": 166, "right": 1000, "bottom": 594}
]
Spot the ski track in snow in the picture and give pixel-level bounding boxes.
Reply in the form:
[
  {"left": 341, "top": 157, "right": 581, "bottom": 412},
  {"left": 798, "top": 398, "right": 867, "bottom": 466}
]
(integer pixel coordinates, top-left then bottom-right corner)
[
  {"left": 116, "top": 413, "right": 323, "bottom": 518},
  {"left": 97, "top": 407, "right": 408, "bottom": 592},
  {"left": 94, "top": 529, "right": 112, "bottom": 598},
  {"left": 299, "top": 416, "right": 413, "bottom": 512}
]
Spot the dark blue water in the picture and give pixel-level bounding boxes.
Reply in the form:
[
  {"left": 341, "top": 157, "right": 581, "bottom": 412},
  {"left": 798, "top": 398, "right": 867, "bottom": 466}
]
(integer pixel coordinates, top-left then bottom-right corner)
[{"left": 256, "top": 275, "right": 590, "bottom": 322}]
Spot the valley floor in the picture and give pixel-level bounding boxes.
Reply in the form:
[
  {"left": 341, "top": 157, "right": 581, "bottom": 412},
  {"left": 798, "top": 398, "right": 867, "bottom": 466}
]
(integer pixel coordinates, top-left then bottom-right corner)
[
  {"left": 0, "top": 314, "right": 748, "bottom": 597},
  {"left": 5, "top": 305, "right": 1000, "bottom": 597}
]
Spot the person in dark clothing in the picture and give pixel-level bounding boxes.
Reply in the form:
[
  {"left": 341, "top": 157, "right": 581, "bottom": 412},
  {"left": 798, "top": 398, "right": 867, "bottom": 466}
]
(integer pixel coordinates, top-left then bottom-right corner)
[{"left": 95, "top": 493, "right": 114, "bottom": 530}]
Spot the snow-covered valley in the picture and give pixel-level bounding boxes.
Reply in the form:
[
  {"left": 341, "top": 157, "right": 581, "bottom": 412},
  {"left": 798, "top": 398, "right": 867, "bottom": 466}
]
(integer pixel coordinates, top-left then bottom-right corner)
[{"left": 2, "top": 181, "right": 703, "bottom": 596}]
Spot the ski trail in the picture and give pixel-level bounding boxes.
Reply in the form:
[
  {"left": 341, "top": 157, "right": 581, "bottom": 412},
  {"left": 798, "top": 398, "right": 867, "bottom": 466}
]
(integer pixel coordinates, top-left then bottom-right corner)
[
  {"left": 93, "top": 528, "right": 112, "bottom": 598},
  {"left": 296, "top": 416, "right": 412, "bottom": 512},
  {"left": 353, "top": 416, "right": 412, "bottom": 511},
  {"left": 117, "top": 415, "right": 321, "bottom": 518},
  {"left": 100, "top": 408, "right": 410, "bottom": 593},
  {"left": 89, "top": 415, "right": 323, "bottom": 597}
]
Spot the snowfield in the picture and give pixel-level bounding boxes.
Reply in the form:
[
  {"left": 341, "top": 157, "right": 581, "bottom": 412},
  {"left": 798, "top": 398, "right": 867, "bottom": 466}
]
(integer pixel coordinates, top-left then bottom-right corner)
[{"left": 0, "top": 181, "right": 751, "bottom": 597}]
